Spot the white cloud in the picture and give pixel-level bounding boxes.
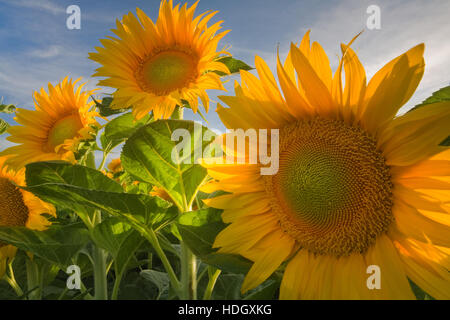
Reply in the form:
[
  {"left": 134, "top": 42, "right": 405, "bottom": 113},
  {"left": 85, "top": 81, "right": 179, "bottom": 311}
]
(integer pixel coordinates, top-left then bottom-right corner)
[
  {"left": 28, "top": 45, "right": 62, "bottom": 58},
  {"left": 0, "top": 0, "right": 125, "bottom": 23},
  {"left": 0, "top": 49, "right": 100, "bottom": 108},
  {"left": 287, "top": 0, "right": 450, "bottom": 112},
  {"left": 0, "top": 0, "right": 64, "bottom": 15}
]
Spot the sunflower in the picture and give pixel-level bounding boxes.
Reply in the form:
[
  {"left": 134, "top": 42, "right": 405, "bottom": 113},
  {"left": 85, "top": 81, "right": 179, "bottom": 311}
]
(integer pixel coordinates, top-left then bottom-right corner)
[
  {"left": 107, "top": 158, "right": 123, "bottom": 174},
  {"left": 1, "top": 78, "right": 99, "bottom": 168},
  {"left": 0, "top": 157, "right": 55, "bottom": 278},
  {"left": 89, "top": 0, "right": 230, "bottom": 120},
  {"left": 105, "top": 158, "right": 125, "bottom": 182},
  {"left": 201, "top": 31, "right": 450, "bottom": 299}
]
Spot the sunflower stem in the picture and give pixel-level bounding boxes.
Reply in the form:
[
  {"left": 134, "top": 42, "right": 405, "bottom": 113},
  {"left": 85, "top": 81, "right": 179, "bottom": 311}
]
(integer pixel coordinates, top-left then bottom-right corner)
[
  {"left": 92, "top": 210, "right": 108, "bottom": 300},
  {"left": 141, "top": 227, "right": 182, "bottom": 296},
  {"left": 172, "top": 104, "right": 198, "bottom": 300},
  {"left": 97, "top": 148, "right": 109, "bottom": 171},
  {"left": 203, "top": 267, "right": 221, "bottom": 300},
  {"left": 111, "top": 270, "right": 124, "bottom": 300},
  {"left": 93, "top": 246, "right": 108, "bottom": 300},
  {"left": 180, "top": 242, "right": 197, "bottom": 300},
  {"left": 26, "top": 258, "right": 42, "bottom": 300},
  {"left": 4, "top": 261, "right": 24, "bottom": 297},
  {"left": 172, "top": 105, "right": 184, "bottom": 120}
]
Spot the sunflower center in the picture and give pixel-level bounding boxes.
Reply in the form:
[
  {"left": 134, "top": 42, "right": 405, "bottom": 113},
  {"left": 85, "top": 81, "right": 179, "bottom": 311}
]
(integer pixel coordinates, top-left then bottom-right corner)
[
  {"left": 0, "top": 178, "right": 29, "bottom": 247},
  {"left": 136, "top": 50, "right": 198, "bottom": 95},
  {"left": 46, "top": 114, "right": 83, "bottom": 152},
  {"left": 264, "top": 118, "right": 394, "bottom": 257}
]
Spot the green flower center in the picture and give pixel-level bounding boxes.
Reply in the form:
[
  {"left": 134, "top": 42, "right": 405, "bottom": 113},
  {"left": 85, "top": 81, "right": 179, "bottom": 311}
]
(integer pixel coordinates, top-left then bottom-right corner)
[
  {"left": 46, "top": 114, "right": 83, "bottom": 152},
  {"left": 136, "top": 50, "right": 198, "bottom": 95},
  {"left": 264, "top": 118, "right": 394, "bottom": 257}
]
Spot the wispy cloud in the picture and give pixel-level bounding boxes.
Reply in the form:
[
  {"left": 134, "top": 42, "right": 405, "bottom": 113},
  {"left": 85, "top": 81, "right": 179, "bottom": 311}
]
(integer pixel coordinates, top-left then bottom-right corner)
[
  {"left": 288, "top": 0, "right": 450, "bottom": 112},
  {"left": 28, "top": 45, "right": 62, "bottom": 58},
  {"left": 0, "top": 0, "right": 64, "bottom": 15},
  {"left": 0, "top": 0, "right": 123, "bottom": 23}
]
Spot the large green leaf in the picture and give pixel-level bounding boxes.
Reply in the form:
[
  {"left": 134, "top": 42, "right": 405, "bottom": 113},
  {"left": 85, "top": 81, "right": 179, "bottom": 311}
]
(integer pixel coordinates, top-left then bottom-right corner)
[
  {"left": 0, "top": 224, "right": 89, "bottom": 267},
  {"left": 177, "top": 207, "right": 252, "bottom": 274},
  {"left": 214, "top": 56, "right": 253, "bottom": 76},
  {"left": 121, "top": 120, "right": 215, "bottom": 211},
  {"left": 101, "top": 112, "right": 151, "bottom": 151},
  {"left": 26, "top": 161, "right": 122, "bottom": 192},
  {"left": 25, "top": 161, "right": 122, "bottom": 225},
  {"left": 24, "top": 161, "right": 175, "bottom": 230}
]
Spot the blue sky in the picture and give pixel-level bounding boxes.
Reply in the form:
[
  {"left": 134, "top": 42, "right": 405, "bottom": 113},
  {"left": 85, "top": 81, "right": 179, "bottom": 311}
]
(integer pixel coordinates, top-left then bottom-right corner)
[{"left": 1, "top": 0, "right": 449, "bottom": 152}]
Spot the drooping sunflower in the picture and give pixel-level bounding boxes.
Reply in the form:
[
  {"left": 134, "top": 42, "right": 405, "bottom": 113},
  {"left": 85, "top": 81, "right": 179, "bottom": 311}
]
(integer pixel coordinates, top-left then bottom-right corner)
[
  {"left": 0, "top": 157, "right": 55, "bottom": 278},
  {"left": 201, "top": 31, "right": 450, "bottom": 299},
  {"left": 1, "top": 78, "right": 99, "bottom": 168},
  {"left": 89, "top": 0, "right": 230, "bottom": 120}
]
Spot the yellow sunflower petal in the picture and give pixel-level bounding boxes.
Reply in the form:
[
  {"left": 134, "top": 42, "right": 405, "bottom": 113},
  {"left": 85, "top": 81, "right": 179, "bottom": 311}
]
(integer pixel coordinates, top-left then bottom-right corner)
[
  {"left": 361, "top": 44, "right": 425, "bottom": 134},
  {"left": 392, "top": 199, "right": 450, "bottom": 247},
  {"left": 364, "top": 235, "right": 415, "bottom": 299},
  {"left": 393, "top": 235, "right": 450, "bottom": 299},
  {"left": 340, "top": 44, "right": 366, "bottom": 121},
  {"left": 289, "top": 43, "right": 334, "bottom": 116},
  {"left": 241, "top": 232, "right": 295, "bottom": 293}
]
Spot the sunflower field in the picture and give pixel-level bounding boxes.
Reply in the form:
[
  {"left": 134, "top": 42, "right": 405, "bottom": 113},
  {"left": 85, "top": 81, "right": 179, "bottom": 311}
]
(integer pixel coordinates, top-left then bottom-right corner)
[{"left": 0, "top": 0, "right": 449, "bottom": 301}]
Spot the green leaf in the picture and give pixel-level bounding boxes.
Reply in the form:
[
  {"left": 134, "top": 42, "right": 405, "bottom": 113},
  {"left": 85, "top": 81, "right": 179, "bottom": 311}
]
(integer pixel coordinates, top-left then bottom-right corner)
[
  {"left": 413, "top": 86, "right": 450, "bottom": 109},
  {"left": 177, "top": 207, "right": 252, "bottom": 274},
  {"left": 25, "top": 160, "right": 122, "bottom": 224},
  {"left": 102, "top": 112, "right": 151, "bottom": 151},
  {"left": 0, "top": 118, "right": 9, "bottom": 134},
  {"left": 243, "top": 279, "right": 279, "bottom": 300},
  {"left": 93, "top": 96, "right": 130, "bottom": 117},
  {"left": 411, "top": 85, "right": 450, "bottom": 145},
  {"left": 121, "top": 119, "right": 215, "bottom": 211},
  {"left": 0, "top": 103, "right": 16, "bottom": 114},
  {"left": 140, "top": 270, "right": 170, "bottom": 299},
  {"left": 202, "top": 253, "right": 252, "bottom": 274},
  {"left": 214, "top": 56, "right": 253, "bottom": 76},
  {"left": 440, "top": 136, "right": 450, "bottom": 146},
  {"left": 92, "top": 217, "right": 144, "bottom": 276},
  {"left": 91, "top": 218, "right": 133, "bottom": 256},
  {"left": 409, "top": 279, "right": 435, "bottom": 300},
  {"left": 210, "top": 274, "right": 244, "bottom": 300},
  {"left": 26, "top": 161, "right": 123, "bottom": 193},
  {"left": 177, "top": 208, "right": 225, "bottom": 257},
  {"left": 24, "top": 161, "right": 175, "bottom": 231},
  {"left": 180, "top": 100, "right": 209, "bottom": 124},
  {"left": 0, "top": 224, "right": 89, "bottom": 267}
]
